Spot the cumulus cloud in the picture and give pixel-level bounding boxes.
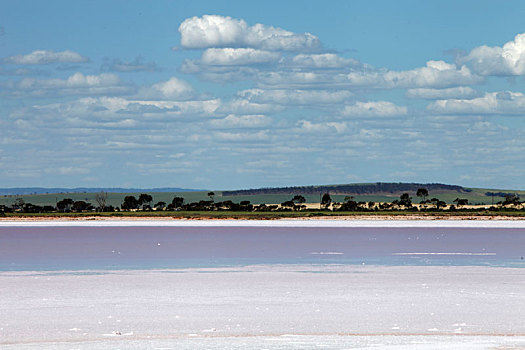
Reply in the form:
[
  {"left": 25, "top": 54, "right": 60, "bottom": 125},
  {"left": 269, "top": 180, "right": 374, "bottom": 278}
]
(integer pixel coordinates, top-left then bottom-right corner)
[
  {"left": 290, "top": 53, "right": 360, "bottom": 68},
  {"left": 22, "top": 95, "right": 221, "bottom": 127},
  {"left": 210, "top": 114, "right": 272, "bottom": 128},
  {"left": 137, "top": 77, "right": 195, "bottom": 100},
  {"left": 257, "top": 71, "right": 348, "bottom": 88},
  {"left": 254, "top": 60, "right": 482, "bottom": 89},
  {"left": 342, "top": 101, "right": 407, "bottom": 117},
  {"left": 118, "top": 98, "right": 221, "bottom": 118},
  {"left": 179, "top": 15, "right": 321, "bottom": 52},
  {"left": 6, "top": 72, "right": 130, "bottom": 97},
  {"left": 458, "top": 33, "right": 525, "bottom": 75},
  {"left": 4, "top": 50, "right": 89, "bottom": 65},
  {"left": 427, "top": 91, "right": 525, "bottom": 115},
  {"left": 182, "top": 50, "right": 364, "bottom": 84},
  {"left": 101, "top": 57, "right": 158, "bottom": 72},
  {"left": 297, "top": 120, "right": 349, "bottom": 133},
  {"left": 346, "top": 61, "right": 482, "bottom": 89},
  {"left": 213, "top": 130, "right": 269, "bottom": 142},
  {"left": 117, "top": 103, "right": 180, "bottom": 114},
  {"left": 201, "top": 48, "right": 281, "bottom": 65},
  {"left": 406, "top": 86, "right": 481, "bottom": 100},
  {"left": 239, "top": 88, "right": 353, "bottom": 105},
  {"left": 180, "top": 58, "right": 259, "bottom": 82},
  {"left": 217, "top": 98, "right": 284, "bottom": 114}
]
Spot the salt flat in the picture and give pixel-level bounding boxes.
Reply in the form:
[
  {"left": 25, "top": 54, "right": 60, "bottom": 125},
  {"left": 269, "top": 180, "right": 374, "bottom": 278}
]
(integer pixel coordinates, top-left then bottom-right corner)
[{"left": 1, "top": 265, "right": 524, "bottom": 349}]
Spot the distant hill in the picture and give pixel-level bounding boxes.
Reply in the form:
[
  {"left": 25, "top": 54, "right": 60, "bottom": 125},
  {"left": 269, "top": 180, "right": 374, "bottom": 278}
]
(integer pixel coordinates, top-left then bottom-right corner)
[
  {"left": 222, "top": 183, "right": 470, "bottom": 196},
  {"left": 0, "top": 187, "right": 205, "bottom": 196}
]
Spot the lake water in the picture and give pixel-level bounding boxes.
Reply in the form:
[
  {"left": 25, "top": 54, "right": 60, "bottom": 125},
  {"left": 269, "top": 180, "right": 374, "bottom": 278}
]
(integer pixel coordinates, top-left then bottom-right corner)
[
  {"left": 2, "top": 223, "right": 525, "bottom": 349},
  {"left": 1, "top": 226, "right": 524, "bottom": 271}
]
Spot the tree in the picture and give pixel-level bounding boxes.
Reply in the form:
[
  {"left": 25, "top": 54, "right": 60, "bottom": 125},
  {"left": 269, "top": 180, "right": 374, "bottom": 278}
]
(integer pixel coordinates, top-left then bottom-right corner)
[
  {"left": 57, "top": 198, "right": 74, "bottom": 212},
  {"left": 122, "top": 196, "right": 139, "bottom": 210},
  {"left": 292, "top": 195, "right": 306, "bottom": 204},
  {"left": 430, "top": 197, "right": 446, "bottom": 210},
  {"left": 154, "top": 201, "right": 166, "bottom": 210},
  {"left": 503, "top": 194, "right": 520, "bottom": 206},
  {"left": 208, "top": 192, "right": 215, "bottom": 201},
  {"left": 72, "top": 201, "right": 91, "bottom": 212},
  {"left": 171, "top": 196, "right": 184, "bottom": 209},
  {"left": 12, "top": 197, "right": 25, "bottom": 211},
  {"left": 338, "top": 199, "right": 358, "bottom": 211},
  {"left": 399, "top": 193, "right": 412, "bottom": 208},
  {"left": 416, "top": 188, "right": 429, "bottom": 202},
  {"left": 453, "top": 198, "right": 469, "bottom": 208},
  {"left": 138, "top": 193, "right": 153, "bottom": 206},
  {"left": 0, "top": 205, "right": 13, "bottom": 214},
  {"left": 344, "top": 196, "right": 354, "bottom": 202},
  {"left": 280, "top": 200, "right": 295, "bottom": 210},
  {"left": 321, "top": 193, "right": 332, "bottom": 209},
  {"left": 95, "top": 191, "right": 108, "bottom": 212},
  {"left": 22, "top": 203, "right": 43, "bottom": 213}
]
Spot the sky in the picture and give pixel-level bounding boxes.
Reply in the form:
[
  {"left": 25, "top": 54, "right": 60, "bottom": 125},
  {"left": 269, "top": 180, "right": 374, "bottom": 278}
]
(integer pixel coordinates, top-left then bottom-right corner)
[{"left": 1, "top": 0, "right": 525, "bottom": 190}]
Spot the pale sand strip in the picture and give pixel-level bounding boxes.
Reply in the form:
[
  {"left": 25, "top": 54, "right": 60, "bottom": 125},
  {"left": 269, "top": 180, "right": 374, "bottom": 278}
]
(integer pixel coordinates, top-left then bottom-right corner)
[{"left": 1, "top": 218, "right": 525, "bottom": 227}]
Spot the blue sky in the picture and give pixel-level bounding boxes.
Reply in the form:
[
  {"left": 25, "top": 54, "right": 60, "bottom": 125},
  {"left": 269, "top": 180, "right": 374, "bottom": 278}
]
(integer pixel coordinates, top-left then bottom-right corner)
[{"left": 1, "top": 0, "right": 525, "bottom": 190}]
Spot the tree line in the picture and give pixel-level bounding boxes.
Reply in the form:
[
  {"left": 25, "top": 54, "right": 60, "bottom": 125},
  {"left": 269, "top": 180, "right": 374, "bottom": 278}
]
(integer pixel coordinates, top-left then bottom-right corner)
[
  {"left": 222, "top": 182, "right": 469, "bottom": 196},
  {"left": 1, "top": 188, "right": 523, "bottom": 214}
]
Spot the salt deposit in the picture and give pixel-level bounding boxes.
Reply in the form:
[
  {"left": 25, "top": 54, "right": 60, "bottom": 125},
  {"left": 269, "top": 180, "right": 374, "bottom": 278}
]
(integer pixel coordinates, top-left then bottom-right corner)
[{"left": 1, "top": 265, "right": 524, "bottom": 348}]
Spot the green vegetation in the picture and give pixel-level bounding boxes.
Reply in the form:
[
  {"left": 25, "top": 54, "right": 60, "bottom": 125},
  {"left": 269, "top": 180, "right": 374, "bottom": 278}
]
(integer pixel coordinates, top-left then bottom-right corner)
[
  {"left": 1, "top": 184, "right": 524, "bottom": 217},
  {"left": 2, "top": 209, "right": 525, "bottom": 219}
]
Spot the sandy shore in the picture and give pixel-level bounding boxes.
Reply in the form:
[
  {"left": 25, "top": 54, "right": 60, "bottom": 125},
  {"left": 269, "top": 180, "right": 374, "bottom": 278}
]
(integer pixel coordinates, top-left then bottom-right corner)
[
  {"left": 1, "top": 214, "right": 525, "bottom": 222},
  {"left": 1, "top": 265, "right": 524, "bottom": 348},
  {"left": 1, "top": 218, "right": 525, "bottom": 227}
]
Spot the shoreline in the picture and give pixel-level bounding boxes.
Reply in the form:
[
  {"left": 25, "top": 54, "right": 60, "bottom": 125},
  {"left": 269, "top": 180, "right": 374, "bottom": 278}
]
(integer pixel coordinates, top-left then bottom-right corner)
[
  {"left": 1, "top": 217, "right": 525, "bottom": 227},
  {"left": 2, "top": 212, "right": 525, "bottom": 222}
]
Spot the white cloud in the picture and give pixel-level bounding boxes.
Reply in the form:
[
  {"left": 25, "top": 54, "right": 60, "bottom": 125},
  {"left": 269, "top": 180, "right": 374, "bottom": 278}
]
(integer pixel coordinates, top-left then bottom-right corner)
[
  {"left": 25, "top": 96, "right": 221, "bottom": 126},
  {"left": 406, "top": 86, "right": 481, "bottom": 100},
  {"left": 297, "top": 120, "right": 349, "bottom": 133},
  {"left": 239, "top": 88, "right": 353, "bottom": 105},
  {"left": 258, "top": 71, "right": 346, "bottom": 88},
  {"left": 182, "top": 50, "right": 363, "bottom": 84},
  {"left": 217, "top": 99, "right": 284, "bottom": 114},
  {"left": 213, "top": 130, "right": 269, "bottom": 142},
  {"left": 342, "top": 101, "right": 407, "bottom": 117},
  {"left": 254, "top": 60, "right": 481, "bottom": 89},
  {"left": 7, "top": 72, "right": 130, "bottom": 97},
  {"left": 427, "top": 91, "right": 525, "bottom": 115},
  {"left": 102, "top": 57, "right": 157, "bottom": 72},
  {"left": 201, "top": 48, "right": 281, "bottom": 65},
  {"left": 210, "top": 114, "right": 272, "bottom": 129},
  {"left": 179, "top": 15, "right": 321, "bottom": 52},
  {"left": 137, "top": 77, "right": 195, "bottom": 100},
  {"left": 466, "top": 121, "right": 508, "bottom": 135},
  {"left": 290, "top": 53, "right": 360, "bottom": 68},
  {"left": 180, "top": 58, "right": 259, "bottom": 82},
  {"left": 120, "top": 98, "right": 221, "bottom": 118},
  {"left": 346, "top": 61, "right": 482, "bottom": 89},
  {"left": 4, "top": 50, "right": 88, "bottom": 64},
  {"left": 458, "top": 33, "right": 525, "bottom": 75}
]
